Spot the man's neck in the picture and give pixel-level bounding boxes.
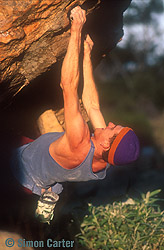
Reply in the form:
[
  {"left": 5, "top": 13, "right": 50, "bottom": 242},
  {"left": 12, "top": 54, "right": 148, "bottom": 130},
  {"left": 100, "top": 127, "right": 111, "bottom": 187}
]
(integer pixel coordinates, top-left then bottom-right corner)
[{"left": 91, "top": 137, "right": 107, "bottom": 172}]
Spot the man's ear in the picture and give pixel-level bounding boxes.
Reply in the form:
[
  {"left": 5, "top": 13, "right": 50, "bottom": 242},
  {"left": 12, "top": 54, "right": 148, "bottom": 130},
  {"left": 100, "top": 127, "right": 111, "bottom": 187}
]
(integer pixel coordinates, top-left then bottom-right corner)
[{"left": 100, "top": 140, "right": 110, "bottom": 151}]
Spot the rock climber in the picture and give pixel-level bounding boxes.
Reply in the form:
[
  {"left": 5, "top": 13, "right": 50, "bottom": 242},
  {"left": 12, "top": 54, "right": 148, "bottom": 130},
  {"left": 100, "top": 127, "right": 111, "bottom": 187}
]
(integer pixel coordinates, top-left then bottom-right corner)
[{"left": 11, "top": 6, "right": 139, "bottom": 223}]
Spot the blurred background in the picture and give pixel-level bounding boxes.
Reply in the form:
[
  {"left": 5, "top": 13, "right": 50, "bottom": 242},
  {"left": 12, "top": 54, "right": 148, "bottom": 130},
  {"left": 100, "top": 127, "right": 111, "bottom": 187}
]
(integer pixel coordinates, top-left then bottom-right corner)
[
  {"left": 95, "top": 0, "right": 164, "bottom": 152},
  {"left": 72, "top": 0, "right": 164, "bottom": 223},
  {"left": 0, "top": 0, "right": 164, "bottom": 249},
  {"left": 91, "top": 0, "right": 164, "bottom": 195}
]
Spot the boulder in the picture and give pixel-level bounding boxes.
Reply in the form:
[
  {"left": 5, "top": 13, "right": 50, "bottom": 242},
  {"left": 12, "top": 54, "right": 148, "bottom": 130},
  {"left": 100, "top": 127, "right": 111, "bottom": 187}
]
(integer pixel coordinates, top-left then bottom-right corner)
[{"left": 0, "top": 0, "right": 131, "bottom": 106}]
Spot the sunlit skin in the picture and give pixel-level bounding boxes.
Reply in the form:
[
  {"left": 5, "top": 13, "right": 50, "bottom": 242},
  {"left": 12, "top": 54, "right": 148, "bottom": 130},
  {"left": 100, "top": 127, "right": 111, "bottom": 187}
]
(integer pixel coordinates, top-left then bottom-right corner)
[
  {"left": 94, "top": 122, "right": 123, "bottom": 140},
  {"left": 49, "top": 6, "right": 125, "bottom": 173},
  {"left": 91, "top": 122, "right": 124, "bottom": 167}
]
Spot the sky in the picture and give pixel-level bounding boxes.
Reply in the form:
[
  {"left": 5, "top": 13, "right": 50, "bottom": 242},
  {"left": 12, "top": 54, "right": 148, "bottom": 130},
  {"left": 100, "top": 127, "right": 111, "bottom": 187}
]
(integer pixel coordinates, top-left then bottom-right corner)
[{"left": 118, "top": 0, "right": 164, "bottom": 59}]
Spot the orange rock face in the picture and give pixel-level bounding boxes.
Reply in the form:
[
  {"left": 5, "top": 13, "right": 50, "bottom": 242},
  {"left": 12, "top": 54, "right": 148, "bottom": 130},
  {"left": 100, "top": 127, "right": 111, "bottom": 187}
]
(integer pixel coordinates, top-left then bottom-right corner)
[
  {"left": 0, "top": 0, "right": 131, "bottom": 106},
  {"left": 0, "top": 0, "right": 87, "bottom": 104}
]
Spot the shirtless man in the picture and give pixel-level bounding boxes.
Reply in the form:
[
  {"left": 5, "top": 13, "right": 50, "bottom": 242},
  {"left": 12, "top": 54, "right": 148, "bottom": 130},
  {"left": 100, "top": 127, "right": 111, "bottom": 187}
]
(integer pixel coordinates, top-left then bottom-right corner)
[{"left": 12, "top": 6, "right": 139, "bottom": 222}]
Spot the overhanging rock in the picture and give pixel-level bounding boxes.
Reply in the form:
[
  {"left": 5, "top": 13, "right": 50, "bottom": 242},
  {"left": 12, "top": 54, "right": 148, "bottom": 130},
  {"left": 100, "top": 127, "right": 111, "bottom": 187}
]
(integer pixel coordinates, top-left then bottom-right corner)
[{"left": 0, "top": 0, "right": 132, "bottom": 106}]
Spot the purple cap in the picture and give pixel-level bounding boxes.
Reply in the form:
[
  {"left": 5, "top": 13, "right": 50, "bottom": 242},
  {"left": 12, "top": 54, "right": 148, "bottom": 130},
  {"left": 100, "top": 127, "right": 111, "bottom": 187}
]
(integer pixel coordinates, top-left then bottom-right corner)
[{"left": 108, "top": 127, "right": 140, "bottom": 166}]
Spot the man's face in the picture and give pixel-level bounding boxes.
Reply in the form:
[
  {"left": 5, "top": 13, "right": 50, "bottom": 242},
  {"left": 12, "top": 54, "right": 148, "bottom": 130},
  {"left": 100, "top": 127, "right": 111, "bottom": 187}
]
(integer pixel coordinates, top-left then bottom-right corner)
[{"left": 94, "top": 122, "right": 124, "bottom": 145}]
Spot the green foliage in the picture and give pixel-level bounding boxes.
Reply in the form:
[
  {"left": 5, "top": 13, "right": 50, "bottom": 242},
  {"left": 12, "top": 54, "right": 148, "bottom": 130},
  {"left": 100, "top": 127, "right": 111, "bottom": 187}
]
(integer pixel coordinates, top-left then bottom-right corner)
[{"left": 76, "top": 190, "right": 164, "bottom": 250}]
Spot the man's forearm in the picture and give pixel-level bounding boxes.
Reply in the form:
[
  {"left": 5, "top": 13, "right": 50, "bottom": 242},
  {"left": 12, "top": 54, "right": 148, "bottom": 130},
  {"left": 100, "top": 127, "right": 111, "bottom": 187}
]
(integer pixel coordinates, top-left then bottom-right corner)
[
  {"left": 60, "top": 23, "right": 83, "bottom": 132},
  {"left": 60, "top": 31, "right": 81, "bottom": 90},
  {"left": 61, "top": 6, "right": 86, "bottom": 90},
  {"left": 82, "top": 54, "right": 100, "bottom": 110},
  {"left": 82, "top": 51, "right": 106, "bottom": 129}
]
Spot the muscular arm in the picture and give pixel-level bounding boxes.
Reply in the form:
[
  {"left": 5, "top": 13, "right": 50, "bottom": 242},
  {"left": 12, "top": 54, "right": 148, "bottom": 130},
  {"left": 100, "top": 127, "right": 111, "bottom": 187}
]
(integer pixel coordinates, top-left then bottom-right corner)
[
  {"left": 82, "top": 35, "right": 106, "bottom": 130},
  {"left": 60, "top": 7, "right": 90, "bottom": 149}
]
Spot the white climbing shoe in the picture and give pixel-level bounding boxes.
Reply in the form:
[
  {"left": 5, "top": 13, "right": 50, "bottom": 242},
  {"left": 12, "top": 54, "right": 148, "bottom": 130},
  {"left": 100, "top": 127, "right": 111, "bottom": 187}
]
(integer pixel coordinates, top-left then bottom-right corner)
[{"left": 35, "top": 190, "right": 59, "bottom": 224}]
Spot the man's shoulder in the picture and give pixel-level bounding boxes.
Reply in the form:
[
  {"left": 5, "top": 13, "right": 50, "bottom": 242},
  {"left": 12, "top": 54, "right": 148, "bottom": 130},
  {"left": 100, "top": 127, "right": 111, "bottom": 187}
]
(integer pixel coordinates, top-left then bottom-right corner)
[
  {"left": 35, "top": 132, "right": 65, "bottom": 143},
  {"left": 49, "top": 133, "right": 92, "bottom": 169}
]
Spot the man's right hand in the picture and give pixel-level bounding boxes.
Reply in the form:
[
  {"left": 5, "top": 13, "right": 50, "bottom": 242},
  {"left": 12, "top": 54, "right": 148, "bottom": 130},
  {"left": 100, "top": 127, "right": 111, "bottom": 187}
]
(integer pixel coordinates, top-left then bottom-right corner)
[{"left": 70, "top": 6, "right": 86, "bottom": 34}]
